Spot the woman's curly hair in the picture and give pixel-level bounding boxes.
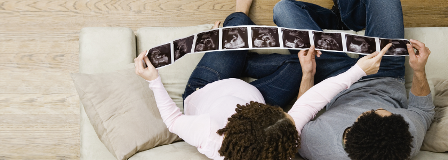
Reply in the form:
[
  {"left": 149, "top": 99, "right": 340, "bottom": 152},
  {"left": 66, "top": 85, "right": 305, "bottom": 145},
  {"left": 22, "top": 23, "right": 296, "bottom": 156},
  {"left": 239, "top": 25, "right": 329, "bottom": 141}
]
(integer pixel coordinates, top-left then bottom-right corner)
[
  {"left": 217, "top": 101, "right": 299, "bottom": 160},
  {"left": 345, "top": 110, "right": 413, "bottom": 160}
]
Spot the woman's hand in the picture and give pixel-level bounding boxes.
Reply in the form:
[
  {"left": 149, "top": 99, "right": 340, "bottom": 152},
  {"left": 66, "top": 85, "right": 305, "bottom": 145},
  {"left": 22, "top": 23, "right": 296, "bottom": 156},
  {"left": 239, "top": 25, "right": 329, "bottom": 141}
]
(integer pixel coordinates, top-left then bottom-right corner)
[
  {"left": 298, "top": 45, "right": 322, "bottom": 76},
  {"left": 355, "top": 43, "right": 391, "bottom": 75},
  {"left": 135, "top": 51, "right": 159, "bottom": 81}
]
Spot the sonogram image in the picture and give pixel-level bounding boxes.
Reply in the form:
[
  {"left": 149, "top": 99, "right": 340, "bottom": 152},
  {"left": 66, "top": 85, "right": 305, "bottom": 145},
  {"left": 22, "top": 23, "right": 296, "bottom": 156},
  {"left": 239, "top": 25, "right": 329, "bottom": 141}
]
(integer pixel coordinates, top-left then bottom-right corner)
[
  {"left": 346, "top": 34, "right": 376, "bottom": 54},
  {"left": 174, "top": 35, "right": 194, "bottom": 61},
  {"left": 147, "top": 43, "right": 171, "bottom": 68},
  {"left": 380, "top": 39, "right": 410, "bottom": 56},
  {"left": 195, "top": 30, "right": 219, "bottom": 52},
  {"left": 282, "top": 29, "right": 311, "bottom": 48},
  {"left": 251, "top": 27, "right": 280, "bottom": 48},
  {"left": 313, "top": 32, "right": 343, "bottom": 51},
  {"left": 222, "top": 27, "right": 249, "bottom": 49}
]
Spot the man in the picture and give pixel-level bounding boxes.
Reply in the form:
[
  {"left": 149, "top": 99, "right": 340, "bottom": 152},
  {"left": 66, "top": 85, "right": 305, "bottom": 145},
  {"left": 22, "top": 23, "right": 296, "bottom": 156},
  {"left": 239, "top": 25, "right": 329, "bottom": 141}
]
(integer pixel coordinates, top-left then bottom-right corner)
[{"left": 273, "top": 0, "right": 434, "bottom": 159}]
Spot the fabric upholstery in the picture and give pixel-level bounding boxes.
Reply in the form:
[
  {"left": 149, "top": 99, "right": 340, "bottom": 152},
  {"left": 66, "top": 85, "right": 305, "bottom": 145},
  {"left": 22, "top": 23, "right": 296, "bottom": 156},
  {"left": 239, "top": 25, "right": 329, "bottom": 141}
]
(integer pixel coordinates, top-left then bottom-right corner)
[
  {"left": 79, "top": 27, "right": 137, "bottom": 160},
  {"left": 79, "top": 27, "right": 136, "bottom": 74},
  {"left": 78, "top": 26, "right": 448, "bottom": 159},
  {"left": 72, "top": 67, "right": 181, "bottom": 160},
  {"left": 421, "top": 78, "right": 448, "bottom": 152}
]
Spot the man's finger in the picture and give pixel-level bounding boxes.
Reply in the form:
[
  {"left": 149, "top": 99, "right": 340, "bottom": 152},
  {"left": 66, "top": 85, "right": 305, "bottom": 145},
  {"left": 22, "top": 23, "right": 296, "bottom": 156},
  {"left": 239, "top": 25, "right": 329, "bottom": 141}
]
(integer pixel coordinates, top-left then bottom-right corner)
[
  {"left": 410, "top": 39, "right": 425, "bottom": 50},
  {"left": 307, "top": 45, "right": 316, "bottom": 58},
  {"left": 298, "top": 49, "right": 308, "bottom": 58},
  {"left": 407, "top": 44, "right": 416, "bottom": 58}
]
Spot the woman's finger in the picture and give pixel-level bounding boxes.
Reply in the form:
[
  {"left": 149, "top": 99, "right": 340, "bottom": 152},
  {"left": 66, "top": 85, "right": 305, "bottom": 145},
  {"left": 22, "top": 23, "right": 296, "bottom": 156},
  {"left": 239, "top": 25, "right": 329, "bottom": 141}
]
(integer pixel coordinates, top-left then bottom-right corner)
[
  {"left": 136, "top": 56, "right": 144, "bottom": 73},
  {"left": 143, "top": 56, "right": 154, "bottom": 69},
  {"left": 374, "top": 43, "right": 392, "bottom": 61}
]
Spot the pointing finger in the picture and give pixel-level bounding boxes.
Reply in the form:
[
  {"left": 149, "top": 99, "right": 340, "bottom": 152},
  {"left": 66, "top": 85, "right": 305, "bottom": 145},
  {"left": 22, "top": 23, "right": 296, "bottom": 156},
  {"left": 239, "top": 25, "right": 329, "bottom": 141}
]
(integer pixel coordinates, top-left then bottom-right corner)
[{"left": 376, "top": 43, "right": 391, "bottom": 60}]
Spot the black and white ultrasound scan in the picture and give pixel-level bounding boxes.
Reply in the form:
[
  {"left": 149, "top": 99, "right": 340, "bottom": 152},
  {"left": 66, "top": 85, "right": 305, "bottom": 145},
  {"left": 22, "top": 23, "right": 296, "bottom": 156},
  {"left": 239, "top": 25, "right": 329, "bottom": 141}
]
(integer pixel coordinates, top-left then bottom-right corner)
[
  {"left": 194, "top": 30, "right": 219, "bottom": 52},
  {"left": 345, "top": 34, "right": 377, "bottom": 54},
  {"left": 251, "top": 27, "right": 280, "bottom": 48},
  {"left": 380, "top": 39, "right": 410, "bottom": 56},
  {"left": 147, "top": 43, "right": 172, "bottom": 68},
  {"left": 222, "top": 27, "right": 249, "bottom": 49},
  {"left": 174, "top": 35, "right": 194, "bottom": 61},
  {"left": 282, "top": 28, "right": 311, "bottom": 49},
  {"left": 313, "top": 31, "right": 343, "bottom": 51}
]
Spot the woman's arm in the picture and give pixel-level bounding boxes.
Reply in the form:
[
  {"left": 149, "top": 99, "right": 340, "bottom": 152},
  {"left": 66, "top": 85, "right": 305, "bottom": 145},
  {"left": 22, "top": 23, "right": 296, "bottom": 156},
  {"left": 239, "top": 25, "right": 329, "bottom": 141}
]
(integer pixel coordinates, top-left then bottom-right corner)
[
  {"left": 135, "top": 51, "right": 209, "bottom": 148},
  {"left": 148, "top": 76, "right": 210, "bottom": 147},
  {"left": 289, "top": 44, "right": 393, "bottom": 134}
]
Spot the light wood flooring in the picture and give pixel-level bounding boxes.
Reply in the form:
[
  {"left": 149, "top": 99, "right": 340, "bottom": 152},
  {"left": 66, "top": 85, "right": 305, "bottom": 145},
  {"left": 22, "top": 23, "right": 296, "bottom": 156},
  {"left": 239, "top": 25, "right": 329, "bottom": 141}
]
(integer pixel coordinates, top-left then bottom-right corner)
[{"left": 1, "top": 0, "right": 447, "bottom": 159}]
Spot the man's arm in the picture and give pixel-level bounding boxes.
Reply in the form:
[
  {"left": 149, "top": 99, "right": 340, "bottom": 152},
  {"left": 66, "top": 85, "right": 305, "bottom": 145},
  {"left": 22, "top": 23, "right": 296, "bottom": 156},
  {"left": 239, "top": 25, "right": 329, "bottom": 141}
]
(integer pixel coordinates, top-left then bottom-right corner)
[
  {"left": 411, "top": 71, "right": 430, "bottom": 96},
  {"left": 297, "top": 46, "right": 320, "bottom": 99},
  {"left": 407, "top": 39, "right": 431, "bottom": 96},
  {"left": 298, "top": 74, "right": 314, "bottom": 99},
  {"left": 406, "top": 39, "right": 435, "bottom": 129}
]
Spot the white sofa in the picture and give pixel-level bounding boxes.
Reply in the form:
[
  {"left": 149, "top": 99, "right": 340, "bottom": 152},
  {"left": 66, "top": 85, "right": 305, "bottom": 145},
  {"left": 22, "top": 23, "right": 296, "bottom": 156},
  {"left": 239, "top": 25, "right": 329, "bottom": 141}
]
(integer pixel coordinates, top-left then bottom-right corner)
[{"left": 78, "top": 25, "right": 448, "bottom": 160}]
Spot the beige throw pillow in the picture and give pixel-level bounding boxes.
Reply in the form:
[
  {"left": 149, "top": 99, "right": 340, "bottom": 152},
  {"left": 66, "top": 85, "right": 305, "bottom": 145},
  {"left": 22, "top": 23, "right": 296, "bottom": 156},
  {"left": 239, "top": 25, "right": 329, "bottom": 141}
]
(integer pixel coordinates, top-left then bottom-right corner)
[
  {"left": 421, "top": 78, "right": 448, "bottom": 152},
  {"left": 72, "top": 67, "right": 181, "bottom": 160}
]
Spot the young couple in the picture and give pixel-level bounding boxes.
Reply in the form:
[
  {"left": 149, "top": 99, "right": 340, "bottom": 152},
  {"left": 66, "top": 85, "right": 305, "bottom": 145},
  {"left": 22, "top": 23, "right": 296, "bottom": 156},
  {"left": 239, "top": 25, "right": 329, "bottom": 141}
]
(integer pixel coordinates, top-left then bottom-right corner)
[{"left": 134, "top": 0, "right": 434, "bottom": 159}]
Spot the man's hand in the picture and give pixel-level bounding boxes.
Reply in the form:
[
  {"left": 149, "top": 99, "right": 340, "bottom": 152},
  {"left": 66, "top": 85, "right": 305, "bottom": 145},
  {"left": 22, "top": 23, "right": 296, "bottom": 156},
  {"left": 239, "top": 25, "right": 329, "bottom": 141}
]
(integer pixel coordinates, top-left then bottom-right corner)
[
  {"left": 297, "top": 45, "right": 321, "bottom": 99},
  {"left": 135, "top": 51, "right": 158, "bottom": 81},
  {"left": 298, "top": 45, "right": 321, "bottom": 76},
  {"left": 407, "top": 39, "right": 431, "bottom": 96},
  {"left": 355, "top": 43, "right": 391, "bottom": 75},
  {"left": 407, "top": 39, "right": 431, "bottom": 73}
]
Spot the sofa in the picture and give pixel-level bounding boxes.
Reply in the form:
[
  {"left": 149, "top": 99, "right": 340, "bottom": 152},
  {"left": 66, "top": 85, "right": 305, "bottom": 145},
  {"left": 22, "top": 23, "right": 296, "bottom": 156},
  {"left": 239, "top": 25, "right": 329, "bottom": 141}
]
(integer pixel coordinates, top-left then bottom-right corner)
[{"left": 76, "top": 24, "right": 448, "bottom": 160}]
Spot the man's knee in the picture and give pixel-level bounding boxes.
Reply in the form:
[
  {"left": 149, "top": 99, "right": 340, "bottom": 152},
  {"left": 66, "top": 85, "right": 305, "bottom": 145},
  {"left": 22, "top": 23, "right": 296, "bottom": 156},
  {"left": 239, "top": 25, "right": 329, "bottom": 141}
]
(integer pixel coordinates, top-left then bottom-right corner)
[
  {"left": 273, "top": 0, "right": 307, "bottom": 21},
  {"left": 224, "top": 12, "right": 252, "bottom": 27}
]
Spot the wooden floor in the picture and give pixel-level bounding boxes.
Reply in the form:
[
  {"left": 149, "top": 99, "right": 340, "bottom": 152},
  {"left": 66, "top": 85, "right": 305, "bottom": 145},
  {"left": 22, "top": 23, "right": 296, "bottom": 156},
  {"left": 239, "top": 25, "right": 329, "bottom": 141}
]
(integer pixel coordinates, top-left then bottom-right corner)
[{"left": 1, "top": 0, "right": 447, "bottom": 159}]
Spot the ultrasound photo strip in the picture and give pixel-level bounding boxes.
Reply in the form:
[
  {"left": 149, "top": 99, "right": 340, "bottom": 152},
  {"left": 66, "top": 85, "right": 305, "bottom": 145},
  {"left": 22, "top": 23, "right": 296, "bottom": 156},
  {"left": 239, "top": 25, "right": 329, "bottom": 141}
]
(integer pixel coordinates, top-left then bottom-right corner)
[{"left": 146, "top": 26, "right": 411, "bottom": 69}]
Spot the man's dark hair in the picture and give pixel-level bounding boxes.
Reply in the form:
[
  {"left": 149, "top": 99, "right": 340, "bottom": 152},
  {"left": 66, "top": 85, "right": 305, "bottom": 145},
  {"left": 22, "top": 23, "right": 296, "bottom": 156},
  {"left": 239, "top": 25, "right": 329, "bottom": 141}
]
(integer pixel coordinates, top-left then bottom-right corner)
[
  {"left": 217, "top": 101, "right": 299, "bottom": 160},
  {"left": 345, "top": 110, "right": 413, "bottom": 160}
]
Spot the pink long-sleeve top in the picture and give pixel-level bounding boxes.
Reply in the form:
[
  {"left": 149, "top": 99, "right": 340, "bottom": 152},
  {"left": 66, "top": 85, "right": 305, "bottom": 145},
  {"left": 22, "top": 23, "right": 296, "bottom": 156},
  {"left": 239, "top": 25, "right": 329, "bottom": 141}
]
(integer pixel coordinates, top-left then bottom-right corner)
[{"left": 147, "top": 64, "right": 366, "bottom": 160}]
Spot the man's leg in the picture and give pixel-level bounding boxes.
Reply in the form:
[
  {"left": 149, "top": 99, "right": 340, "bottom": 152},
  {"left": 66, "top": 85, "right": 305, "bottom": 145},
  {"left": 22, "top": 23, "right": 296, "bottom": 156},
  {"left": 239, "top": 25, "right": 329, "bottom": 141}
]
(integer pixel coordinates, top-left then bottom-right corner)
[
  {"left": 182, "top": 1, "right": 255, "bottom": 100},
  {"left": 337, "top": 0, "right": 406, "bottom": 79},
  {"left": 273, "top": 0, "right": 357, "bottom": 84},
  {"left": 243, "top": 53, "right": 303, "bottom": 108}
]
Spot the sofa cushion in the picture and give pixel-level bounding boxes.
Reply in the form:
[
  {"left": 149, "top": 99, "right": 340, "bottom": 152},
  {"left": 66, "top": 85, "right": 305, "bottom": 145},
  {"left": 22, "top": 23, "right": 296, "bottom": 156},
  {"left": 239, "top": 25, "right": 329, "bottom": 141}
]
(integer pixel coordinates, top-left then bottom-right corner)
[
  {"left": 421, "top": 78, "right": 448, "bottom": 152},
  {"left": 129, "top": 141, "right": 210, "bottom": 160},
  {"left": 79, "top": 27, "right": 136, "bottom": 74},
  {"left": 72, "top": 67, "right": 181, "bottom": 160},
  {"left": 79, "top": 27, "right": 137, "bottom": 160}
]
